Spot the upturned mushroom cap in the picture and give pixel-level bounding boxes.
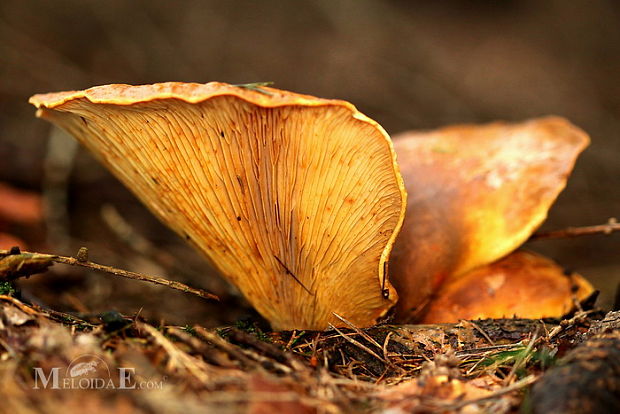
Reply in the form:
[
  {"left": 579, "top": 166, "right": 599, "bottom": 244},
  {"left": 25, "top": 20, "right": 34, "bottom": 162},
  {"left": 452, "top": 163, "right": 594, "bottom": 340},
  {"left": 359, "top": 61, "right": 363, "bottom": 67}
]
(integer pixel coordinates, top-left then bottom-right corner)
[
  {"left": 390, "top": 117, "right": 589, "bottom": 320},
  {"left": 30, "top": 82, "right": 406, "bottom": 330},
  {"left": 421, "top": 250, "right": 594, "bottom": 323}
]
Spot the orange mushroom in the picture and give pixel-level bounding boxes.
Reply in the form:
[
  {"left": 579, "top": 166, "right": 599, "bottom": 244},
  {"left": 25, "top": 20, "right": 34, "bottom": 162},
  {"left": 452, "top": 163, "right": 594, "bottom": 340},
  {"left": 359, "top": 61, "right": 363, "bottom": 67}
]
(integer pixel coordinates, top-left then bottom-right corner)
[
  {"left": 0, "top": 182, "right": 42, "bottom": 226},
  {"left": 421, "top": 250, "right": 594, "bottom": 324},
  {"left": 30, "top": 82, "right": 406, "bottom": 330},
  {"left": 0, "top": 233, "right": 26, "bottom": 250},
  {"left": 390, "top": 117, "right": 589, "bottom": 320}
]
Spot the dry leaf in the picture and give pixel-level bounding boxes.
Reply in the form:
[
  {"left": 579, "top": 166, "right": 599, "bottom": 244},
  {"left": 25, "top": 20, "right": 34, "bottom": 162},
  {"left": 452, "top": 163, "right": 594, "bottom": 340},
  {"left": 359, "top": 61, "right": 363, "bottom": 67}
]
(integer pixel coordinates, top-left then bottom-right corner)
[
  {"left": 30, "top": 82, "right": 406, "bottom": 330},
  {"left": 0, "top": 252, "right": 54, "bottom": 280},
  {"left": 379, "top": 374, "right": 498, "bottom": 413},
  {"left": 2, "top": 306, "right": 35, "bottom": 326},
  {"left": 421, "top": 250, "right": 594, "bottom": 324},
  {"left": 390, "top": 117, "right": 589, "bottom": 319},
  {"left": 247, "top": 374, "right": 316, "bottom": 414}
]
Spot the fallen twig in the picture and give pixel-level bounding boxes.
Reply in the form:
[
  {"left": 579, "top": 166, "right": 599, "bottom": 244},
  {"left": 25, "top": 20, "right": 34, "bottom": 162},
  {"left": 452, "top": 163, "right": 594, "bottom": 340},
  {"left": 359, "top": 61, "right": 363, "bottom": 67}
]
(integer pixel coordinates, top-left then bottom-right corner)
[
  {"left": 42, "top": 128, "right": 78, "bottom": 251},
  {"left": 328, "top": 323, "right": 389, "bottom": 365},
  {"left": 333, "top": 313, "right": 385, "bottom": 353},
  {"left": 529, "top": 218, "right": 619, "bottom": 240},
  {"left": 138, "top": 322, "right": 212, "bottom": 384},
  {"left": 0, "top": 248, "right": 219, "bottom": 301},
  {"left": 462, "top": 320, "right": 496, "bottom": 346},
  {"left": 193, "top": 326, "right": 259, "bottom": 369}
]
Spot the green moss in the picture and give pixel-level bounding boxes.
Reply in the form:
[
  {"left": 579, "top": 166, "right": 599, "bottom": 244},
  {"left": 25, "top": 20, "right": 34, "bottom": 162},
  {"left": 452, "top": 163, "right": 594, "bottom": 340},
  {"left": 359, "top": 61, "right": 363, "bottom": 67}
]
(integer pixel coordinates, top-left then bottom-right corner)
[
  {"left": 182, "top": 325, "right": 197, "bottom": 336},
  {"left": 0, "top": 281, "right": 16, "bottom": 296},
  {"left": 234, "top": 319, "right": 272, "bottom": 343},
  {"left": 231, "top": 81, "right": 274, "bottom": 95}
]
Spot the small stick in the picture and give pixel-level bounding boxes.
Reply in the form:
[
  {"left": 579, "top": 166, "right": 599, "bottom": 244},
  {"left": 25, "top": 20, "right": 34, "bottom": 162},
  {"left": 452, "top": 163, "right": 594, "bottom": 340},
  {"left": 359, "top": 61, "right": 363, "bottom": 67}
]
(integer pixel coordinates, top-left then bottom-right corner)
[
  {"left": 529, "top": 218, "right": 619, "bottom": 241},
  {"left": 328, "top": 323, "right": 389, "bottom": 365},
  {"left": 333, "top": 313, "right": 385, "bottom": 352},
  {"left": 0, "top": 248, "right": 219, "bottom": 301},
  {"left": 42, "top": 128, "right": 78, "bottom": 251},
  {"left": 547, "top": 310, "right": 595, "bottom": 340},
  {"left": 462, "top": 320, "right": 496, "bottom": 346},
  {"left": 193, "top": 326, "right": 258, "bottom": 369}
]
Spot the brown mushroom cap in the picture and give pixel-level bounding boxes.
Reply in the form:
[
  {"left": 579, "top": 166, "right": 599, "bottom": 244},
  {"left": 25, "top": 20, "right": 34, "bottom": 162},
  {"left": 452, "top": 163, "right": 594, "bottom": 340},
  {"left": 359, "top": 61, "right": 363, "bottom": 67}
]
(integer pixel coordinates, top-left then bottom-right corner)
[
  {"left": 420, "top": 250, "right": 594, "bottom": 323},
  {"left": 390, "top": 117, "right": 589, "bottom": 320},
  {"left": 30, "top": 82, "right": 406, "bottom": 330}
]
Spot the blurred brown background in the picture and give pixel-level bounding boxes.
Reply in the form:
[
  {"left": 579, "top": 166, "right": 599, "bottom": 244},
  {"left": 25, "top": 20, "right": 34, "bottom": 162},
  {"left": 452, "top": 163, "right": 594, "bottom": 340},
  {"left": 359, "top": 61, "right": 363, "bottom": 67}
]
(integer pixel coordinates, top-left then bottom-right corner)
[{"left": 1, "top": 0, "right": 618, "bottom": 325}]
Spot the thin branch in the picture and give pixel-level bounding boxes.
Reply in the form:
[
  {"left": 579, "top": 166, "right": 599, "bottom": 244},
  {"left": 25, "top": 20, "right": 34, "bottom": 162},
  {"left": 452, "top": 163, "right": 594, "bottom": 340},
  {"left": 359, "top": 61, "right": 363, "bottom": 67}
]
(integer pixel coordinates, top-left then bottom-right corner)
[
  {"left": 529, "top": 218, "right": 619, "bottom": 241},
  {"left": 333, "top": 313, "right": 385, "bottom": 352},
  {"left": 42, "top": 128, "right": 78, "bottom": 251},
  {"left": 0, "top": 248, "right": 219, "bottom": 302},
  {"left": 193, "top": 326, "right": 259, "bottom": 369},
  {"left": 547, "top": 310, "right": 596, "bottom": 340},
  {"left": 328, "top": 323, "right": 389, "bottom": 365},
  {"left": 462, "top": 320, "right": 496, "bottom": 346}
]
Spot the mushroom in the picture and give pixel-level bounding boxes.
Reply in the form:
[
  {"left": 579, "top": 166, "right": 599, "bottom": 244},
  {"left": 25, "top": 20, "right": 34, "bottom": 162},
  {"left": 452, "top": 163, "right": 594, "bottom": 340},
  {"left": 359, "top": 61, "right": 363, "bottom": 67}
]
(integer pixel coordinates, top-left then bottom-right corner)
[
  {"left": 29, "top": 82, "right": 406, "bottom": 330},
  {"left": 390, "top": 117, "right": 589, "bottom": 320},
  {"left": 420, "top": 250, "right": 594, "bottom": 323}
]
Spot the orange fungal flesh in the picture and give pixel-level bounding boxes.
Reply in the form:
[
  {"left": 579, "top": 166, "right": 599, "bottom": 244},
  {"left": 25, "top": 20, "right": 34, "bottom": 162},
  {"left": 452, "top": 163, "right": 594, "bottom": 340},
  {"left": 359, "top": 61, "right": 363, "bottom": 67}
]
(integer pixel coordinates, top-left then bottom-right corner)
[
  {"left": 390, "top": 117, "right": 589, "bottom": 320},
  {"left": 421, "top": 250, "right": 595, "bottom": 324},
  {"left": 30, "top": 82, "right": 406, "bottom": 330}
]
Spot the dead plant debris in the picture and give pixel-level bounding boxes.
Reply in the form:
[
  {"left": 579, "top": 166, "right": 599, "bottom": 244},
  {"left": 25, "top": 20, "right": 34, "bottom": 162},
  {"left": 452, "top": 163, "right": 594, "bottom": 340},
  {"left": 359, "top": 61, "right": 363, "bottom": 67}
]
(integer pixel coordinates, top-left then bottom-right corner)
[{"left": 1, "top": 286, "right": 617, "bottom": 413}]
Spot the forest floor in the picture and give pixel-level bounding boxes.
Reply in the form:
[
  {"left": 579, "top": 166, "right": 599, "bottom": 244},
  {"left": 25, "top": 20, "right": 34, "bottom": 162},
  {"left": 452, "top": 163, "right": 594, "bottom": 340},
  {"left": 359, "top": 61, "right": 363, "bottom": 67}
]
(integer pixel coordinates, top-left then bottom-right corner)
[{"left": 1, "top": 250, "right": 619, "bottom": 414}]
